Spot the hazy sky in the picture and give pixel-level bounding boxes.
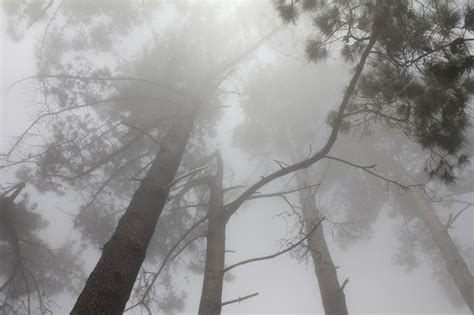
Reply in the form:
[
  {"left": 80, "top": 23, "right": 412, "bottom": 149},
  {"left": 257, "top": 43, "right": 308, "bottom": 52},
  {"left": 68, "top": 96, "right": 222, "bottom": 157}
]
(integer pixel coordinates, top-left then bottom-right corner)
[{"left": 1, "top": 3, "right": 473, "bottom": 314}]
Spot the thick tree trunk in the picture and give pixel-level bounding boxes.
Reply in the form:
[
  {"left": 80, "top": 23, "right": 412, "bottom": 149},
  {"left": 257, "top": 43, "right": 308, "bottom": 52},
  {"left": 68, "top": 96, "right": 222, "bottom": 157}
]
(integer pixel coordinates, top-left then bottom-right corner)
[
  {"left": 71, "top": 113, "right": 195, "bottom": 314},
  {"left": 412, "top": 188, "right": 474, "bottom": 313},
  {"left": 293, "top": 166, "right": 349, "bottom": 315},
  {"left": 198, "top": 154, "right": 226, "bottom": 315}
]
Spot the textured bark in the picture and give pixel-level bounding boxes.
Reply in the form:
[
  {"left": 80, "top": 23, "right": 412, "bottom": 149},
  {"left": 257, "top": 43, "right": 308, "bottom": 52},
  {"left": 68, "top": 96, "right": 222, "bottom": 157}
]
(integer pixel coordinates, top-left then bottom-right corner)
[
  {"left": 198, "top": 154, "right": 226, "bottom": 315},
  {"left": 412, "top": 188, "right": 474, "bottom": 313},
  {"left": 293, "top": 165, "right": 349, "bottom": 315},
  {"left": 71, "top": 113, "right": 194, "bottom": 314}
]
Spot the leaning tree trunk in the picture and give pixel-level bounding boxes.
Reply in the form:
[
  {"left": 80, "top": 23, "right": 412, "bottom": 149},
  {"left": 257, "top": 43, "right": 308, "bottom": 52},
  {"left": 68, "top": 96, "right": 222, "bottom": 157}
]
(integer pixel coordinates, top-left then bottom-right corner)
[
  {"left": 71, "top": 113, "right": 195, "bottom": 314},
  {"left": 198, "top": 153, "right": 227, "bottom": 315},
  {"left": 293, "top": 165, "right": 349, "bottom": 315},
  {"left": 411, "top": 188, "right": 474, "bottom": 313},
  {"left": 386, "top": 158, "right": 474, "bottom": 313}
]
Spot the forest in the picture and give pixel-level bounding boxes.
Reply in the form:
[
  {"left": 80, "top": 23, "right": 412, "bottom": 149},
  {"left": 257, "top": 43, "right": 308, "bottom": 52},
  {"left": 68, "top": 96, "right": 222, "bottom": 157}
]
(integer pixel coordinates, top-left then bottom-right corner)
[{"left": 0, "top": 0, "right": 473, "bottom": 314}]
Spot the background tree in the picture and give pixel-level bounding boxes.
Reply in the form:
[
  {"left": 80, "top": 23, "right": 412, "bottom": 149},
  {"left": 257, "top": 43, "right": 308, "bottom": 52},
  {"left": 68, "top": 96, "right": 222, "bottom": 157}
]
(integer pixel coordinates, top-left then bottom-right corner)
[
  {"left": 0, "top": 183, "right": 83, "bottom": 314},
  {"left": 273, "top": 0, "right": 474, "bottom": 311},
  {"left": 2, "top": 1, "right": 278, "bottom": 312},
  {"left": 275, "top": 0, "right": 473, "bottom": 181}
]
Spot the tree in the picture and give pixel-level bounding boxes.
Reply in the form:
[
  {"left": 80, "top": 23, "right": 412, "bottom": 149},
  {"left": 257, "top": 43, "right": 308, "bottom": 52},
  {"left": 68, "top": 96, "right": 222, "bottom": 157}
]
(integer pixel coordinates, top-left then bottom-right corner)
[
  {"left": 233, "top": 59, "right": 353, "bottom": 314},
  {"left": 0, "top": 183, "right": 83, "bottom": 314},
  {"left": 273, "top": 0, "right": 474, "bottom": 311},
  {"left": 2, "top": 1, "right": 279, "bottom": 312},
  {"left": 275, "top": 0, "right": 473, "bottom": 181},
  {"left": 328, "top": 128, "right": 474, "bottom": 312}
]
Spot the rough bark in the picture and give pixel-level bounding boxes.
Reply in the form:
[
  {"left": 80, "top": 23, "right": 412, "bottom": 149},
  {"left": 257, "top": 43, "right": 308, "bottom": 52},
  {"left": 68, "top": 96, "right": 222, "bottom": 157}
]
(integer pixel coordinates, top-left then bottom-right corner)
[
  {"left": 198, "top": 153, "right": 227, "bottom": 315},
  {"left": 411, "top": 188, "right": 474, "bottom": 313},
  {"left": 292, "top": 159, "right": 348, "bottom": 315},
  {"left": 71, "top": 113, "right": 195, "bottom": 314}
]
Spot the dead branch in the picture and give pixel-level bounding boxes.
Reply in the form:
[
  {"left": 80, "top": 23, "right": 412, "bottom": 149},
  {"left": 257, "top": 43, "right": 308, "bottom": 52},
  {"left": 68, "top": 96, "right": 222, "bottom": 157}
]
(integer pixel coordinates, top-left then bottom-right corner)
[
  {"left": 124, "top": 215, "right": 209, "bottom": 313},
  {"left": 121, "top": 122, "right": 161, "bottom": 146},
  {"left": 445, "top": 204, "right": 471, "bottom": 229},
  {"left": 340, "top": 278, "right": 350, "bottom": 291},
  {"left": 164, "top": 166, "right": 209, "bottom": 189},
  {"left": 8, "top": 75, "right": 183, "bottom": 97},
  {"left": 1, "top": 96, "right": 177, "bottom": 158},
  {"left": 223, "top": 218, "right": 324, "bottom": 273},
  {"left": 246, "top": 182, "right": 321, "bottom": 201},
  {"left": 221, "top": 292, "right": 259, "bottom": 307},
  {"left": 324, "top": 155, "right": 420, "bottom": 191}
]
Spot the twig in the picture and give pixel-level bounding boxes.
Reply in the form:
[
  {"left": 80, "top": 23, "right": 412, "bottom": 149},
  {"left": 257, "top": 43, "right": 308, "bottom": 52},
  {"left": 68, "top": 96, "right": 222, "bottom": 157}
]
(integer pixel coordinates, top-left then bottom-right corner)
[
  {"left": 340, "top": 278, "right": 350, "bottom": 291},
  {"left": 221, "top": 292, "right": 259, "bottom": 307},
  {"left": 7, "top": 75, "right": 183, "bottom": 96},
  {"left": 273, "top": 159, "right": 290, "bottom": 169},
  {"left": 245, "top": 183, "right": 321, "bottom": 202},
  {"left": 164, "top": 166, "right": 208, "bottom": 189},
  {"left": 121, "top": 122, "right": 161, "bottom": 146},
  {"left": 324, "top": 155, "right": 417, "bottom": 191},
  {"left": 445, "top": 204, "right": 471, "bottom": 229},
  {"left": 124, "top": 216, "right": 209, "bottom": 313},
  {"left": 1, "top": 96, "right": 172, "bottom": 158},
  {"left": 223, "top": 218, "right": 324, "bottom": 273}
]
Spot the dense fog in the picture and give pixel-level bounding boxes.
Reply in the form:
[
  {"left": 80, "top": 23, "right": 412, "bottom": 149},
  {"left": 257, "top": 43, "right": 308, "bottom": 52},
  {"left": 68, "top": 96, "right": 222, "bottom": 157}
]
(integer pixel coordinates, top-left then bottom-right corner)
[{"left": 1, "top": 1, "right": 473, "bottom": 314}]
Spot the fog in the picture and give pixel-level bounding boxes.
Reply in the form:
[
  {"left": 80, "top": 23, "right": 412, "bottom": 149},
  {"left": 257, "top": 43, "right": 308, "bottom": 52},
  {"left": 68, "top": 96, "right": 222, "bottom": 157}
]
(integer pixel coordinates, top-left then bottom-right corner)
[{"left": 1, "top": 1, "right": 473, "bottom": 314}]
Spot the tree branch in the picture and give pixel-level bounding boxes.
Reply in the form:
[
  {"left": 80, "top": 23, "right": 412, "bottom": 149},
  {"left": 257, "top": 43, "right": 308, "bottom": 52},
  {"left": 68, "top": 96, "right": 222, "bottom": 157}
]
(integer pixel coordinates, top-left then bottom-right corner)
[
  {"left": 224, "top": 29, "right": 381, "bottom": 219},
  {"left": 1, "top": 96, "right": 175, "bottom": 158},
  {"left": 7, "top": 75, "right": 183, "bottom": 97},
  {"left": 324, "top": 155, "right": 418, "bottom": 190},
  {"left": 124, "top": 216, "right": 209, "bottom": 313},
  {"left": 223, "top": 218, "right": 324, "bottom": 273},
  {"left": 221, "top": 292, "right": 259, "bottom": 307}
]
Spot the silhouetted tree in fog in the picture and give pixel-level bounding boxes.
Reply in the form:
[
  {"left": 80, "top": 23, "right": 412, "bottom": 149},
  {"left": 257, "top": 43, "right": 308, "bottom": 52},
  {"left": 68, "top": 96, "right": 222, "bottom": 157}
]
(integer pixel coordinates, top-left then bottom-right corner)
[
  {"left": 234, "top": 60, "right": 354, "bottom": 314},
  {"left": 0, "top": 183, "right": 83, "bottom": 314},
  {"left": 2, "top": 0, "right": 473, "bottom": 313},
  {"left": 275, "top": 0, "right": 474, "bottom": 311},
  {"left": 2, "top": 1, "right": 278, "bottom": 312}
]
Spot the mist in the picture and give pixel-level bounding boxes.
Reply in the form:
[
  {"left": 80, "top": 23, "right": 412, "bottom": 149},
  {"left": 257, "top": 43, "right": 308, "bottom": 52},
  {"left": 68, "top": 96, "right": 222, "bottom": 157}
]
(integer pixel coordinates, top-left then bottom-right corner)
[{"left": 1, "top": 1, "right": 473, "bottom": 314}]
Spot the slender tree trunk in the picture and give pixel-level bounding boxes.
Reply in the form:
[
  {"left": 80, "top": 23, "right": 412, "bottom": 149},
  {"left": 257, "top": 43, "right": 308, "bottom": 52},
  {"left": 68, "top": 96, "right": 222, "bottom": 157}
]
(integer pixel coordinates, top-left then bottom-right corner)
[
  {"left": 286, "top": 119, "right": 348, "bottom": 315},
  {"left": 198, "top": 153, "right": 226, "bottom": 315},
  {"left": 386, "top": 158, "right": 474, "bottom": 312},
  {"left": 293, "top": 165, "right": 349, "bottom": 315},
  {"left": 71, "top": 113, "right": 195, "bottom": 314},
  {"left": 411, "top": 188, "right": 474, "bottom": 313}
]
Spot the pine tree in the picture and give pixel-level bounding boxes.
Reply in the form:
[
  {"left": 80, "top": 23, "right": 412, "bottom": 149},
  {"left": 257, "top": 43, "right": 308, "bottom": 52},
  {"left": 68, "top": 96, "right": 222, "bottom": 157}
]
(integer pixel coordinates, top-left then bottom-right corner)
[
  {"left": 2, "top": 1, "right": 276, "bottom": 312},
  {"left": 0, "top": 183, "right": 83, "bottom": 314},
  {"left": 275, "top": 0, "right": 474, "bottom": 183}
]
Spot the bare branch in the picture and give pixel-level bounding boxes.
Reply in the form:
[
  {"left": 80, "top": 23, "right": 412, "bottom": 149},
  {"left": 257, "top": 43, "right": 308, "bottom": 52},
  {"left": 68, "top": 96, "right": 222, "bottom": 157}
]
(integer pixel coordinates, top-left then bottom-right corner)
[
  {"left": 124, "top": 216, "right": 209, "bottom": 313},
  {"left": 324, "top": 155, "right": 419, "bottom": 191},
  {"left": 445, "top": 204, "right": 472, "bottom": 229},
  {"left": 1, "top": 96, "right": 176, "bottom": 158},
  {"left": 164, "top": 166, "right": 209, "bottom": 189},
  {"left": 221, "top": 292, "right": 259, "bottom": 307},
  {"left": 7, "top": 75, "right": 183, "bottom": 97},
  {"left": 245, "top": 183, "right": 321, "bottom": 202},
  {"left": 121, "top": 122, "right": 161, "bottom": 146},
  {"left": 340, "top": 278, "right": 350, "bottom": 291},
  {"left": 223, "top": 218, "right": 324, "bottom": 273}
]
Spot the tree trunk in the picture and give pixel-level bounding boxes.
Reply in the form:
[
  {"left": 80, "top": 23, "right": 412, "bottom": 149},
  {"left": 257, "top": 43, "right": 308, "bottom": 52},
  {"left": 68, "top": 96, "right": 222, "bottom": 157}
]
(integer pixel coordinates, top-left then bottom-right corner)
[
  {"left": 71, "top": 113, "right": 195, "bottom": 314},
  {"left": 387, "top": 158, "right": 474, "bottom": 313},
  {"left": 198, "top": 154, "right": 226, "bottom": 315},
  {"left": 411, "top": 188, "right": 474, "bottom": 313},
  {"left": 293, "top": 166, "right": 349, "bottom": 315}
]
